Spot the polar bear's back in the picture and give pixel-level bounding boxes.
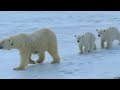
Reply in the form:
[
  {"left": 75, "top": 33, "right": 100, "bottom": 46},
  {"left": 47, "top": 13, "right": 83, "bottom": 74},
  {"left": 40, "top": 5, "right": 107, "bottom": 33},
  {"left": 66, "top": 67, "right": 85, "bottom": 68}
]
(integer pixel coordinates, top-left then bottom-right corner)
[
  {"left": 28, "top": 28, "right": 57, "bottom": 52},
  {"left": 107, "top": 27, "right": 119, "bottom": 34},
  {"left": 84, "top": 32, "right": 95, "bottom": 41},
  {"left": 31, "top": 28, "right": 55, "bottom": 37},
  {"left": 29, "top": 28, "right": 56, "bottom": 41},
  {"left": 106, "top": 27, "right": 120, "bottom": 39}
]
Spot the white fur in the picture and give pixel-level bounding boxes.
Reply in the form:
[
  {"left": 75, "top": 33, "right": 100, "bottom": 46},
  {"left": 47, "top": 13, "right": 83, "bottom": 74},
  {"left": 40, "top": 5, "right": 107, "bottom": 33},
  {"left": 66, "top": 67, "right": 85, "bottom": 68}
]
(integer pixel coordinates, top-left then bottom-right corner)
[
  {"left": 96, "top": 27, "right": 120, "bottom": 49},
  {"left": 75, "top": 32, "right": 96, "bottom": 54},
  {"left": 0, "top": 28, "right": 60, "bottom": 70}
]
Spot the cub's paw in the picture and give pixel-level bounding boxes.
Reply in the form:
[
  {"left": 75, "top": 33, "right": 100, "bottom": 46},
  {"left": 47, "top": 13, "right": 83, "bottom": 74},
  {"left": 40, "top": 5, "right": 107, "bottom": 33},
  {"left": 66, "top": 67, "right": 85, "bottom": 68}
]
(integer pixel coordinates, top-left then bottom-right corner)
[{"left": 80, "top": 52, "right": 83, "bottom": 54}]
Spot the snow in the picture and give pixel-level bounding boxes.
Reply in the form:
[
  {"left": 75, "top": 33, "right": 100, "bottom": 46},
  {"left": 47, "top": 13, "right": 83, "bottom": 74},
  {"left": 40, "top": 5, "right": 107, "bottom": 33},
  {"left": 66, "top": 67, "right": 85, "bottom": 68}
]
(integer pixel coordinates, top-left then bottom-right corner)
[{"left": 0, "top": 11, "right": 120, "bottom": 79}]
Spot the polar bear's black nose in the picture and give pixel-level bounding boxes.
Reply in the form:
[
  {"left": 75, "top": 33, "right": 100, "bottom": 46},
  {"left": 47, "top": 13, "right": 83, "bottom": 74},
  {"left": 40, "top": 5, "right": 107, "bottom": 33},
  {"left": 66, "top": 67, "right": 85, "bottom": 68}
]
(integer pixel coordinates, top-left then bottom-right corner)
[
  {"left": 0, "top": 46, "right": 3, "bottom": 49},
  {"left": 77, "top": 40, "right": 79, "bottom": 43},
  {"left": 98, "top": 35, "right": 100, "bottom": 37}
]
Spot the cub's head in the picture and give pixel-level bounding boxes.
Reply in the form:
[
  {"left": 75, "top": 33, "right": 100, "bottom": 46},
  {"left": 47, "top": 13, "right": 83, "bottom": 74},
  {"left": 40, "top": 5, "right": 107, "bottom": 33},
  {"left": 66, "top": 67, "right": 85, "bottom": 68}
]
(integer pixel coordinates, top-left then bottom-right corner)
[
  {"left": 96, "top": 29, "right": 106, "bottom": 37},
  {"left": 75, "top": 35, "right": 84, "bottom": 43},
  {"left": 0, "top": 37, "right": 14, "bottom": 50}
]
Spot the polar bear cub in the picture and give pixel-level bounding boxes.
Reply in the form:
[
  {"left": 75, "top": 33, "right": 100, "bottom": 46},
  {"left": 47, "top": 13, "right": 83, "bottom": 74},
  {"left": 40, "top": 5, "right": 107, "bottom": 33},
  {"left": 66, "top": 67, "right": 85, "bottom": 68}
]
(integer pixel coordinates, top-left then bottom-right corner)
[
  {"left": 96, "top": 27, "right": 120, "bottom": 49},
  {"left": 75, "top": 32, "right": 96, "bottom": 54}
]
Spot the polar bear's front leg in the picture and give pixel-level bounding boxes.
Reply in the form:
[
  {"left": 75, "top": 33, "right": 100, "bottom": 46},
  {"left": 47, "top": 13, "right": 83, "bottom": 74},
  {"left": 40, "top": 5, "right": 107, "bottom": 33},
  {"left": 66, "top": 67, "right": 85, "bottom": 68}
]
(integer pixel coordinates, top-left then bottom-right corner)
[
  {"left": 13, "top": 49, "right": 30, "bottom": 70},
  {"left": 80, "top": 46, "right": 83, "bottom": 54},
  {"left": 29, "top": 53, "right": 36, "bottom": 64},
  {"left": 101, "top": 39, "right": 105, "bottom": 49},
  {"left": 83, "top": 45, "right": 89, "bottom": 53},
  {"left": 79, "top": 46, "right": 83, "bottom": 54},
  {"left": 106, "top": 40, "right": 112, "bottom": 49}
]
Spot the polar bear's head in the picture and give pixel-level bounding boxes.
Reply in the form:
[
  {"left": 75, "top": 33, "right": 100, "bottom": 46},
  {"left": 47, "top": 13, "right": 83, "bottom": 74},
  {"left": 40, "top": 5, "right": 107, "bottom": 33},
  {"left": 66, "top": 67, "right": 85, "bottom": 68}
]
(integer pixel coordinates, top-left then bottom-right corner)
[
  {"left": 96, "top": 29, "right": 106, "bottom": 37},
  {"left": 0, "top": 37, "right": 14, "bottom": 50},
  {"left": 75, "top": 35, "right": 84, "bottom": 44},
  {"left": 0, "top": 34, "right": 28, "bottom": 50}
]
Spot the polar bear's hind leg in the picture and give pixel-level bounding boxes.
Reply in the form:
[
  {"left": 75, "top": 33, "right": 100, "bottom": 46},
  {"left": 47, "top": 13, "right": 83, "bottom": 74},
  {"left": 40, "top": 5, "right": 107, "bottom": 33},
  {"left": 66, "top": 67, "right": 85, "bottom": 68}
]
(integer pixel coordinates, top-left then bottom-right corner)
[{"left": 36, "top": 52, "right": 45, "bottom": 63}]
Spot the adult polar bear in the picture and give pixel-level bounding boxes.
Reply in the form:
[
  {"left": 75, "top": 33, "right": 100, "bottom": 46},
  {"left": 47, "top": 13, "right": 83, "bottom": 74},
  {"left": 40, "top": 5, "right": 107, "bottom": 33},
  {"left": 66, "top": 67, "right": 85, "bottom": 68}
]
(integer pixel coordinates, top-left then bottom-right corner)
[
  {"left": 96, "top": 27, "right": 120, "bottom": 49},
  {"left": 0, "top": 28, "right": 60, "bottom": 70}
]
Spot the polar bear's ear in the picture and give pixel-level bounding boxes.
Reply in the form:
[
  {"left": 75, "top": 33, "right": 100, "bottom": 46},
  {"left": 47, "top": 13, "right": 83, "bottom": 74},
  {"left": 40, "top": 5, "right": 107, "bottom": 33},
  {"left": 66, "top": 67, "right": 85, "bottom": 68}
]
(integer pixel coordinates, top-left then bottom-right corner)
[
  {"left": 9, "top": 39, "right": 13, "bottom": 46},
  {"left": 82, "top": 36, "right": 84, "bottom": 38},
  {"left": 75, "top": 35, "right": 77, "bottom": 38}
]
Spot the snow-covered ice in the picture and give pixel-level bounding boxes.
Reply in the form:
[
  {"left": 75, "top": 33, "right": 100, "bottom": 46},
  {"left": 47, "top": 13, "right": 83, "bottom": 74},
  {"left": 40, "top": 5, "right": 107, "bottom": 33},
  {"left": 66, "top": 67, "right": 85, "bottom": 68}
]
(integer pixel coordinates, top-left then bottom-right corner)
[{"left": 0, "top": 11, "right": 120, "bottom": 79}]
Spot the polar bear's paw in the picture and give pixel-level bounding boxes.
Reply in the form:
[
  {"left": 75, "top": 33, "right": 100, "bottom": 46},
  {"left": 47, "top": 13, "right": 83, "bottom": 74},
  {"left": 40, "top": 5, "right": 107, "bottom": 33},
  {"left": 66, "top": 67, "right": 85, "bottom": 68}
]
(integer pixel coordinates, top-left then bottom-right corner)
[
  {"left": 51, "top": 60, "right": 60, "bottom": 64},
  {"left": 36, "top": 60, "right": 44, "bottom": 63},
  {"left": 88, "top": 50, "right": 90, "bottom": 52},
  {"left": 79, "top": 52, "right": 83, "bottom": 54},
  {"left": 13, "top": 67, "right": 25, "bottom": 70},
  {"left": 29, "top": 59, "right": 36, "bottom": 64}
]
